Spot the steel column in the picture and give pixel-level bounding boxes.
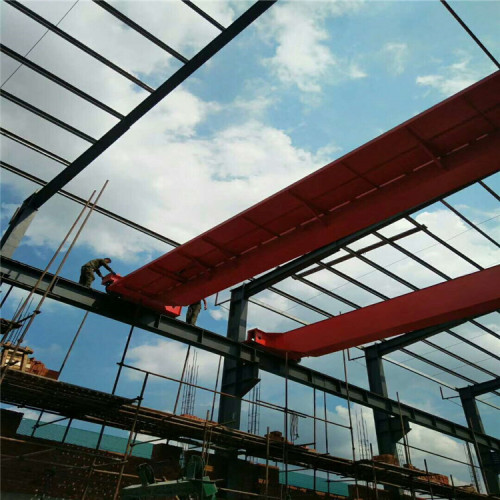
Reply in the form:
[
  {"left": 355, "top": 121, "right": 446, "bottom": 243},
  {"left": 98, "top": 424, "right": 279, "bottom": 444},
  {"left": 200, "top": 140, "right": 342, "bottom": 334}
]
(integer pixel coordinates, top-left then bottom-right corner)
[
  {"left": 1, "top": 256, "right": 499, "bottom": 451},
  {"left": 459, "top": 380, "right": 500, "bottom": 494},
  {"left": 365, "top": 347, "right": 409, "bottom": 499},
  {"left": 365, "top": 347, "right": 410, "bottom": 456},
  {"left": 218, "top": 285, "right": 259, "bottom": 429}
]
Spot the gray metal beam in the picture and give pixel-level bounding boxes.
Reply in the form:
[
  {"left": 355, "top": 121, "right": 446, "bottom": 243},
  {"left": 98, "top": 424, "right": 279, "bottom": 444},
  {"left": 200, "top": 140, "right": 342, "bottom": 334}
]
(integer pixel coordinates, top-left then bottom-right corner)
[
  {"left": 0, "top": 0, "right": 276, "bottom": 258},
  {"left": 373, "top": 320, "right": 469, "bottom": 356},
  {"left": 1, "top": 161, "right": 180, "bottom": 248},
  {"left": 459, "top": 377, "right": 500, "bottom": 399},
  {"left": 0, "top": 44, "right": 124, "bottom": 119},
  {"left": 1, "top": 256, "right": 499, "bottom": 451}
]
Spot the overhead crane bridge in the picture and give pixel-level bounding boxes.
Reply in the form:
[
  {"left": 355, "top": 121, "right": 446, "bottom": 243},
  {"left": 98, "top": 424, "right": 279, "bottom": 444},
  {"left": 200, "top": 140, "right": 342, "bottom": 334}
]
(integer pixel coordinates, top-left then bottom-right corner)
[{"left": 104, "top": 70, "right": 500, "bottom": 355}]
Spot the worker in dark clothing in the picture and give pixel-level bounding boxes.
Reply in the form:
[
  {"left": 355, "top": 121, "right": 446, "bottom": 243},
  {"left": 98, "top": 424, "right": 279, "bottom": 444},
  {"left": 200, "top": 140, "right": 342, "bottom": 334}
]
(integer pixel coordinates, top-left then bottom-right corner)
[
  {"left": 186, "top": 298, "right": 207, "bottom": 326},
  {"left": 79, "top": 258, "right": 115, "bottom": 288}
]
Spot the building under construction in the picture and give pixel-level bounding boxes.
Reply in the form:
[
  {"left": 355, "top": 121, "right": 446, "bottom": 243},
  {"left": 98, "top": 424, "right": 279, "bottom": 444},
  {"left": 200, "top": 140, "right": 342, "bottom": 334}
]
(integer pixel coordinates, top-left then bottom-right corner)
[{"left": 1, "top": 1, "right": 499, "bottom": 499}]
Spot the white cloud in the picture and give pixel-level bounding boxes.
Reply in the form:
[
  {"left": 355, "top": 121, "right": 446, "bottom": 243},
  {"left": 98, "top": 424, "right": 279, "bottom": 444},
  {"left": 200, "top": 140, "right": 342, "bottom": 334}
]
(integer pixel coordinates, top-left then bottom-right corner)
[
  {"left": 126, "top": 338, "right": 220, "bottom": 383},
  {"left": 416, "top": 52, "right": 492, "bottom": 96},
  {"left": 260, "top": 1, "right": 365, "bottom": 93},
  {"left": 209, "top": 307, "right": 228, "bottom": 321},
  {"left": 382, "top": 42, "right": 408, "bottom": 75}
]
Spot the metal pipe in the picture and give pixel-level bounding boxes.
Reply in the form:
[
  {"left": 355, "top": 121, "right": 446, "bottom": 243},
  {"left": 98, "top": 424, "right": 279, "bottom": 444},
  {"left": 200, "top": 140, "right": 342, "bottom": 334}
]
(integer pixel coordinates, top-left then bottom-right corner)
[
  {"left": 1, "top": 187, "right": 100, "bottom": 382},
  {"left": 466, "top": 441, "right": 481, "bottom": 493},
  {"left": 370, "top": 443, "right": 379, "bottom": 500},
  {"left": 467, "top": 417, "right": 490, "bottom": 494},
  {"left": 173, "top": 345, "right": 192, "bottom": 415},
  {"left": 0, "top": 285, "right": 13, "bottom": 308},
  {"left": 59, "top": 311, "right": 89, "bottom": 374},
  {"left": 283, "top": 351, "right": 289, "bottom": 496},
  {"left": 424, "top": 459, "right": 435, "bottom": 500},
  {"left": 112, "top": 372, "right": 149, "bottom": 500},
  {"left": 6, "top": 182, "right": 104, "bottom": 339},
  {"left": 123, "top": 362, "right": 351, "bottom": 431},
  {"left": 210, "top": 356, "right": 222, "bottom": 422},
  {"left": 313, "top": 388, "right": 317, "bottom": 493},
  {"left": 323, "top": 391, "right": 330, "bottom": 496},
  {"left": 343, "top": 348, "right": 359, "bottom": 499},
  {"left": 265, "top": 425, "right": 270, "bottom": 499},
  {"left": 10, "top": 189, "right": 96, "bottom": 324}
]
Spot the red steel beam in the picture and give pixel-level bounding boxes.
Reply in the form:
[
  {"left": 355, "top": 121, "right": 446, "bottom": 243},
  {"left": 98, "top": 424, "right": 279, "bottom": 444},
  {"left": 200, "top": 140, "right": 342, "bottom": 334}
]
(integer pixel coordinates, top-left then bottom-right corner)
[
  {"left": 109, "top": 71, "right": 500, "bottom": 307},
  {"left": 246, "top": 266, "right": 500, "bottom": 359},
  {"left": 162, "top": 131, "right": 499, "bottom": 305}
]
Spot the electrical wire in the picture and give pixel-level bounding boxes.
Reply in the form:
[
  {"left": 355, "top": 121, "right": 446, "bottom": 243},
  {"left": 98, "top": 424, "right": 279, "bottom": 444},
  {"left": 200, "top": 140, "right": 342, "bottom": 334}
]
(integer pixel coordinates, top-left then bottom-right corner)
[{"left": 1, "top": 0, "right": 80, "bottom": 88}]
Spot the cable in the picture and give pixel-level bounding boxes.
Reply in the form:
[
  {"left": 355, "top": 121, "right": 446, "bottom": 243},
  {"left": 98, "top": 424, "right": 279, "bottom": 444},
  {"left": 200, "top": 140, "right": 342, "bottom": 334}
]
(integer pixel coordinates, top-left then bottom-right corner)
[
  {"left": 440, "top": 0, "right": 500, "bottom": 69},
  {"left": 1, "top": 0, "right": 80, "bottom": 88}
]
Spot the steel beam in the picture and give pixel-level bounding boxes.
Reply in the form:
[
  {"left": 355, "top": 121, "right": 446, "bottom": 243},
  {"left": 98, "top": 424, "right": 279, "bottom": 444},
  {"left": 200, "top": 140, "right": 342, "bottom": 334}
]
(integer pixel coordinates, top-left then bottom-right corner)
[
  {"left": 459, "top": 378, "right": 500, "bottom": 398},
  {"left": 459, "top": 381, "right": 500, "bottom": 494},
  {"left": 1, "top": 161, "right": 180, "bottom": 248},
  {"left": 218, "top": 285, "right": 259, "bottom": 429},
  {"left": 0, "top": 44, "right": 124, "bottom": 119},
  {"left": 1, "top": 256, "right": 499, "bottom": 452},
  {"left": 239, "top": 130, "right": 499, "bottom": 301},
  {"left": 0, "top": 0, "right": 276, "bottom": 258},
  {"left": 1, "top": 89, "right": 97, "bottom": 143},
  {"left": 371, "top": 320, "right": 468, "bottom": 356},
  {"left": 249, "top": 266, "right": 500, "bottom": 358}
]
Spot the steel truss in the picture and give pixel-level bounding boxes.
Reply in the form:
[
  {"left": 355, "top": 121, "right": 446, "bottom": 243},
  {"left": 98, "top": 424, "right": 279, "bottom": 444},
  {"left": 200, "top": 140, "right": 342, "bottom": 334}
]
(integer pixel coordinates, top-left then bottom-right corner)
[{"left": 1, "top": 256, "right": 499, "bottom": 452}]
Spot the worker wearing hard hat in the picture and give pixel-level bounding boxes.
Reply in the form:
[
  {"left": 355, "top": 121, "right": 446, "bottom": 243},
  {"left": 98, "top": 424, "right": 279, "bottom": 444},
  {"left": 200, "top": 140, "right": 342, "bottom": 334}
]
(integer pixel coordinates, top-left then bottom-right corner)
[
  {"left": 186, "top": 298, "right": 207, "bottom": 326},
  {"left": 79, "top": 258, "right": 115, "bottom": 288}
]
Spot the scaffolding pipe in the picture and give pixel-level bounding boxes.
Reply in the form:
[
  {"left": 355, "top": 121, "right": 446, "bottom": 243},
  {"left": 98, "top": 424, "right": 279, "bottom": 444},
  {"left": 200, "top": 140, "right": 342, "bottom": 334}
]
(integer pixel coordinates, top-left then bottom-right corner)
[
  {"left": 10, "top": 190, "right": 96, "bottom": 324},
  {"left": 112, "top": 372, "right": 149, "bottom": 500},
  {"left": 1, "top": 185, "right": 103, "bottom": 381}
]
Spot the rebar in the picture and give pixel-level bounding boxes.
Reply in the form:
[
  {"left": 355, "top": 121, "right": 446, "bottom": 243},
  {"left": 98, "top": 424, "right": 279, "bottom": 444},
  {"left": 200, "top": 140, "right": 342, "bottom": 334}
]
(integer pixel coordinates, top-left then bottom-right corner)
[
  {"left": 343, "top": 349, "right": 359, "bottom": 499},
  {"left": 424, "top": 459, "right": 435, "bottom": 500}
]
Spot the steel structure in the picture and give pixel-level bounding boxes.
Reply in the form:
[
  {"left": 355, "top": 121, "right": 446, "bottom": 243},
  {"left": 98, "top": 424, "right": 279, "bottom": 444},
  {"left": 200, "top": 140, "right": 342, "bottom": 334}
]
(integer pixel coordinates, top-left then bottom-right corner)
[
  {"left": 1, "top": 369, "right": 493, "bottom": 499},
  {"left": 1, "top": 1, "right": 499, "bottom": 498},
  {"left": 248, "top": 266, "right": 500, "bottom": 358},
  {"left": 0, "top": 0, "right": 276, "bottom": 257},
  {"left": 107, "top": 71, "right": 499, "bottom": 306},
  {"left": 1, "top": 256, "right": 499, "bottom": 453}
]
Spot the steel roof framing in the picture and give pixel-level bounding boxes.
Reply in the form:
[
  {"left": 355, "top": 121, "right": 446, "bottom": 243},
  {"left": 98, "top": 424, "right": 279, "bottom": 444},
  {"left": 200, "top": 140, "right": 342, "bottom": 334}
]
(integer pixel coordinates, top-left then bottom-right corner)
[
  {"left": 0, "top": 44, "right": 124, "bottom": 119},
  {"left": 1, "top": 0, "right": 277, "bottom": 257},
  {"left": 1, "top": 255, "right": 499, "bottom": 452}
]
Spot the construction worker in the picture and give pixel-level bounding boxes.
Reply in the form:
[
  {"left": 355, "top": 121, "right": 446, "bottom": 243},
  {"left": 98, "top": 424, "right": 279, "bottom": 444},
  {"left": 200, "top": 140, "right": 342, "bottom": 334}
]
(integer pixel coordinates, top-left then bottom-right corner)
[
  {"left": 186, "top": 298, "right": 207, "bottom": 326},
  {"left": 79, "top": 258, "right": 115, "bottom": 288}
]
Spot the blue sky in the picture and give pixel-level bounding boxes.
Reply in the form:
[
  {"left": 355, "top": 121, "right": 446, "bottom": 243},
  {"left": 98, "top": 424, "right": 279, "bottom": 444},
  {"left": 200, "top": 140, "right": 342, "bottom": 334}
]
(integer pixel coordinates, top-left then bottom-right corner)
[{"left": 1, "top": 0, "right": 499, "bottom": 489}]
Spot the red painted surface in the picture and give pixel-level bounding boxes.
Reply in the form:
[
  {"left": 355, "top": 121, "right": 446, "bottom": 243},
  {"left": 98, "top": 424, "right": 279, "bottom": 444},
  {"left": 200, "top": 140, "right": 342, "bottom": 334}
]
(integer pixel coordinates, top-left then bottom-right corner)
[
  {"left": 102, "top": 274, "right": 182, "bottom": 317},
  {"left": 109, "top": 71, "right": 500, "bottom": 306},
  {"left": 246, "top": 266, "right": 500, "bottom": 359}
]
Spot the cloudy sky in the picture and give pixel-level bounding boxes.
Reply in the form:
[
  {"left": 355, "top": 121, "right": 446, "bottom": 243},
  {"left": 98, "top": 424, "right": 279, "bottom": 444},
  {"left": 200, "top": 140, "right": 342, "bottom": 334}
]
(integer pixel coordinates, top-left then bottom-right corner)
[{"left": 1, "top": 0, "right": 499, "bottom": 490}]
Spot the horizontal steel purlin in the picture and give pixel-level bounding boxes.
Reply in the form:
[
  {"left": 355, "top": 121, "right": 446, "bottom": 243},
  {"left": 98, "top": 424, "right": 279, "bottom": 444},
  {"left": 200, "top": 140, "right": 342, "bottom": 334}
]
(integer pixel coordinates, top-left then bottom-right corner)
[{"left": 1, "top": 256, "right": 499, "bottom": 451}]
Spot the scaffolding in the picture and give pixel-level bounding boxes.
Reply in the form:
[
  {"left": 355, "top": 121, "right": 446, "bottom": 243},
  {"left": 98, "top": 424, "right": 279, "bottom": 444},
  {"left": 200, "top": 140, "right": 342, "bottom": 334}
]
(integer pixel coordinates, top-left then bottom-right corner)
[{"left": 0, "top": 0, "right": 499, "bottom": 498}]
